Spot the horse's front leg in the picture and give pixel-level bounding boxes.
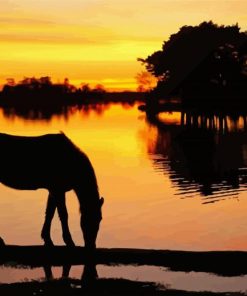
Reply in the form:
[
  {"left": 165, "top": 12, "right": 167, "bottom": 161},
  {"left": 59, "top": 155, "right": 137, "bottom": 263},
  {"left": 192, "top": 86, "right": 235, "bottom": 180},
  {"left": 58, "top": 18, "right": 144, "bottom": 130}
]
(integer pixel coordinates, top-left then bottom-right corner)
[
  {"left": 41, "top": 192, "right": 56, "bottom": 246},
  {"left": 56, "top": 191, "right": 75, "bottom": 247}
]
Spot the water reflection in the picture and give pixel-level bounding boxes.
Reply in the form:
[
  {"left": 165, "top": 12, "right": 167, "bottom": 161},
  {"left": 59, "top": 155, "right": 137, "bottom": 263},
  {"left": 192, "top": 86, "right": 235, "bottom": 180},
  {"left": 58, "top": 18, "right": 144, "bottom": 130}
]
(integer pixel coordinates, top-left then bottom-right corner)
[
  {"left": 1, "top": 101, "right": 247, "bottom": 250},
  {"left": 43, "top": 263, "right": 98, "bottom": 285},
  {"left": 1, "top": 264, "right": 247, "bottom": 294},
  {"left": 0, "top": 101, "right": 136, "bottom": 121},
  {"left": 0, "top": 264, "right": 164, "bottom": 295},
  {"left": 146, "top": 110, "right": 247, "bottom": 203},
  {"left": 2, "top": 105, "right": 74, "bottom": 121}
]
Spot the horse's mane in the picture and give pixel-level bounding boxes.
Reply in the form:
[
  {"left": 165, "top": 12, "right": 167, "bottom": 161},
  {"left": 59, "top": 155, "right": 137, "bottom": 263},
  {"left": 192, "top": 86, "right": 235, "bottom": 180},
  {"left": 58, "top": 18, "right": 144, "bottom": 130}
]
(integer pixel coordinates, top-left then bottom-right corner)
[
  {"left": 59, "top": 132, "right": 94, "bottom": 166},
  {"left": 59, "top": 131, "right": 100, "bottom": 208},
  {"left": 59, "top": 131, "right": 84, "bottom": 154}
]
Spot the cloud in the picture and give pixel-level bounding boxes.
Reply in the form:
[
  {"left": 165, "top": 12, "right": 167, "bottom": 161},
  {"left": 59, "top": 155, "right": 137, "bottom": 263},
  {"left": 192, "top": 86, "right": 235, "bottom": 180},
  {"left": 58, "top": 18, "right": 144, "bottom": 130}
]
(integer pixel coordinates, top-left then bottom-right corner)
[
  {"left": 1, "top": 0, "right": 246, "bottom": 47},
  {"left": 0, "top": 16, "right": 54, "bottom": 26},
  {"left": 0, "top": 19, "right": 116, "bottom": 45},
  {"left": 0, "top": 33, "right": 96, "bottom": 44},
  {"left": 0, "top": 17, "right": 162, "bottom": 45}
]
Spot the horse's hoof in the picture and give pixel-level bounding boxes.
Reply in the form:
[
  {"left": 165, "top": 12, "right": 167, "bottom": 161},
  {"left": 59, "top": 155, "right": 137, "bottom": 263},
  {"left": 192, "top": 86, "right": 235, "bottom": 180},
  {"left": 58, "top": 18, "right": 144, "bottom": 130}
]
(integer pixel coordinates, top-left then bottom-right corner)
[
  {"left": 63, "top": 236, "right": 76, "bottom": 247},
  {"left": 64, "top": 238, "right": 76, "bottom": 247},
  {"left": 44, "top": 240, "right": 55, "bottom": 248},
  {"left": 0, "top": 237, "right": 5, "bottom": 248},
  {"left": 66, "top": 241, "right": 76, "bottom": 248}
]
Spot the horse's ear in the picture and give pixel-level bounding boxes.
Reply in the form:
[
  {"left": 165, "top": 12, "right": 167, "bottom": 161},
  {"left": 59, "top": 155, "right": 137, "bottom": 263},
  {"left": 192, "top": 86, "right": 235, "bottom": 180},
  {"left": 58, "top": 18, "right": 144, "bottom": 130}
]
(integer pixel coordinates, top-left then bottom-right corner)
[{"left": 100, "top": 197, "right": 104, "bottom": 206}]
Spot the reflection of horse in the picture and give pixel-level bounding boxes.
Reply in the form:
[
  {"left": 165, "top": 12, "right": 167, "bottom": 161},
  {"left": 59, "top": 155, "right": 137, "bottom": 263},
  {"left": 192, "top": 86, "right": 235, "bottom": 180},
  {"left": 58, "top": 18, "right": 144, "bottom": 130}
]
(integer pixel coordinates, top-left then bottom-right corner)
[
  {"left": 44, "top": 263, "right": 98, "bottom": 285},
  {"left": 0, "top": 132, "right": 104, "bottom": 249}
]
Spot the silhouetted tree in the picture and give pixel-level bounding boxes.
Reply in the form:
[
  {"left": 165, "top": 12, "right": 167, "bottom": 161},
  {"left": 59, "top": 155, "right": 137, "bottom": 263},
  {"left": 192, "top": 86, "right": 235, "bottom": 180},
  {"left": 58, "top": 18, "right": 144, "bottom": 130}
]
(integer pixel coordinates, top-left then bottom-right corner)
[
  {"left": 2, "top": 78, "right": 16, "bottom": 95},
  {"left": 0, "top": 75, "right": 144, "bottom": 111},
  {"left": 92, "top": 84, "right": 106, "bottom": 93},
  {"left": 63, "top": 78, "right": 77, "bottom": 93},
  {"left": 135, "top": 71, "right": 157, "bottom": 92},
  {"left": 81, "top": 83, "right": 91, "bottom": 93},
  {"left": 139, "top": 21, "right": 247, "bottom": 106},
  {"left": 6, "top": 78, "right": 15, "bottom": 86},
  {"left": 40, "top": 76, "right": 52, "bottom": 85}
]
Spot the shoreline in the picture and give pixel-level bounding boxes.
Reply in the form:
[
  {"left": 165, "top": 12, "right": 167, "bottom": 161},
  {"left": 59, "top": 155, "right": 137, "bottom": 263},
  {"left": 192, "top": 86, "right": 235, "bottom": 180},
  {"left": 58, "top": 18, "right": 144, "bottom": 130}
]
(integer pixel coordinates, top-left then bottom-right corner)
[{"left": 1, "top": 245, "right": 247, "bottom": 276}]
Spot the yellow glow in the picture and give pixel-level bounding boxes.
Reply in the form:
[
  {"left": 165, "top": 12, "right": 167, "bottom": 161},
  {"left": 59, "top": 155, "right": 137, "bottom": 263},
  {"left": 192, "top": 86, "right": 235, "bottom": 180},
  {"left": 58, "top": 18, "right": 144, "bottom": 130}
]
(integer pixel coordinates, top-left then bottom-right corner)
[
  {"left": 0, "top": 0, "right": 246, "bottom": 90},
  {"left": 1, "top": 103, "right": 247, "bottom": 250}
]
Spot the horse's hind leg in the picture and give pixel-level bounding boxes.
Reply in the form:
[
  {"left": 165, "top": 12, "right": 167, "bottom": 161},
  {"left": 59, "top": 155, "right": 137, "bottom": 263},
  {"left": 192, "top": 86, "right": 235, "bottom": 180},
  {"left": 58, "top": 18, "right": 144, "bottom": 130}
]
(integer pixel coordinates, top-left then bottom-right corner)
[
  {"left": 56, "top": 191, "right": 75, "bottom": 247},
  {"left": 41, "top": 192, "right": 56, "bottom": 246}
]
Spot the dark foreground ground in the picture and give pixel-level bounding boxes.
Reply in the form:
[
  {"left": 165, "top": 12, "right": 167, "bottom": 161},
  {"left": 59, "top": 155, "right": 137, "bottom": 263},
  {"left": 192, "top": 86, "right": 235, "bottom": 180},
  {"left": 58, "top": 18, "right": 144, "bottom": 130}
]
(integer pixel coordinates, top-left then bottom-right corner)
[
  {"left": 1, "top": 244, "right": 247, "bottom": 276},
  {"left": 1, "top": 243, "right": 247, "bottom": 295},
  {"left": 0, "top": 277, "right": 245, "bottom": 296}
]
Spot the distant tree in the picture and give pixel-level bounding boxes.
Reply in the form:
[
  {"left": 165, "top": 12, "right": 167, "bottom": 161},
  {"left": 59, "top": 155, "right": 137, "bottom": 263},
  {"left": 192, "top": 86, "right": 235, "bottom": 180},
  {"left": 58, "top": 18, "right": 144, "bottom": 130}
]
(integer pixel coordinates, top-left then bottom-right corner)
[
  {"left": 40, "top": 76, "right": 52, "bottom": 85},
  {"left": 63, "top": 78, "right": 76, "bottom": 93},
  {"left": 64, "top": 77, "right": 70, "bottom": 87},
  {"left": 6, "top": 78, "right": 15, "bottom": 86},
  {"left": 81, "top": 83, "right": 91, "bottom": 93},
  {"left": 19, "top": 77, "right": 31, "bottom": 85},
  {"left": 135, "top": 71, "right": 157, "bottom": 92},
  {"left": 92, "top": 84, "right": 106, "bottom": 93},
  {"left": 2, "top": 78, "right": 16, "bottom": 95},
  {"left": 17, "top": 76, "right": 52, "bottom": 89},
  {"left": 139, "top": 21, "right": 247, "bottom": 101}
]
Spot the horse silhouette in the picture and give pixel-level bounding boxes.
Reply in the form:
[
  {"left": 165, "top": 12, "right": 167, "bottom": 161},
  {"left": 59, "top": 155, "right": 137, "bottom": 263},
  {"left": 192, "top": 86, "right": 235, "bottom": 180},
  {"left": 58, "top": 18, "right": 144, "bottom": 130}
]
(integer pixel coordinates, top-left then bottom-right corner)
[{"left": 0, "top": 132, "right": 104, "bottom": 249}]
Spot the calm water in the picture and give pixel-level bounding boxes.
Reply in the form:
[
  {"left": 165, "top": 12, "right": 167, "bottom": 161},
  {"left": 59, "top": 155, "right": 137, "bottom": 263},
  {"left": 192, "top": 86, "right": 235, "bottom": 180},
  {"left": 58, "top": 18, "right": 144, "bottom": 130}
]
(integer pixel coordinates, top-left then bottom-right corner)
[
  {"left": 1, "top": 102, "right": 247, "bottom": 291},
  {"left": 2, "top": 265, "right": 247, "bottom": 293}
]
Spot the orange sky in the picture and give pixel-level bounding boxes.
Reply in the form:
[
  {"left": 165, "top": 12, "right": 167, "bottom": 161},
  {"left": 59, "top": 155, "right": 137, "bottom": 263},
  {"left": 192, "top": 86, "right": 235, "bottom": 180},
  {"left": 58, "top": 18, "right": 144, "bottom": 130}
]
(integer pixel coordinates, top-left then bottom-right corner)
[{"left": 0, "top": 0, "right": 246, "bottom": 91}]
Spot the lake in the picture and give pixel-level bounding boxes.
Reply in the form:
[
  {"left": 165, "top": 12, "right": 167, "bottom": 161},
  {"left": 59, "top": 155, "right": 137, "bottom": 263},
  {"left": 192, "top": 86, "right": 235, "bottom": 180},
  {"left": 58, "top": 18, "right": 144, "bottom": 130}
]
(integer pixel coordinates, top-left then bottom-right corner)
[{"left": 1, "top": 101, "right": 247, "bottom": 291}]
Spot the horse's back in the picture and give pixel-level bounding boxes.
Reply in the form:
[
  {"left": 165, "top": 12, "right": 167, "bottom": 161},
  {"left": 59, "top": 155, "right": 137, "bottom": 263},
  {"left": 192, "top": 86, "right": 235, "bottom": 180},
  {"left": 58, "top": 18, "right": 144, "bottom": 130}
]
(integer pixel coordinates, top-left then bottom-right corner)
[
  {"left": 0, "top": 132, "right": 71, "bottom": 155},
  {"left": 0, "top": 132, "right": 81, "bottom": 190},
  {"left": 0, "top": 132, "right": 65, "bottom": 148}
]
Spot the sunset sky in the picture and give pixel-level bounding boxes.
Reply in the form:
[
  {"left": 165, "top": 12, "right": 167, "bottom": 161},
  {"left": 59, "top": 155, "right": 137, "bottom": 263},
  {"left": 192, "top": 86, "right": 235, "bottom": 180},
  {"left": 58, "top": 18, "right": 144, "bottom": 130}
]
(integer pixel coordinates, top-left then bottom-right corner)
[{"left": 1, "top": 0, "right": 246, "bottom": 91}]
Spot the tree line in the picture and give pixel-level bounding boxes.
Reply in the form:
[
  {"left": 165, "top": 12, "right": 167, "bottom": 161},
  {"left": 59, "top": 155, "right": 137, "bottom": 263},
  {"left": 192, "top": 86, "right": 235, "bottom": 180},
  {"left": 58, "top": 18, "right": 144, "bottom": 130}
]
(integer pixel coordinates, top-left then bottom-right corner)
[
  {"left": 0, "top": 76, "right": 107, "bottom": 108},
  {"left": 2, "top": 76, "right": 106, "bottom": 96}
]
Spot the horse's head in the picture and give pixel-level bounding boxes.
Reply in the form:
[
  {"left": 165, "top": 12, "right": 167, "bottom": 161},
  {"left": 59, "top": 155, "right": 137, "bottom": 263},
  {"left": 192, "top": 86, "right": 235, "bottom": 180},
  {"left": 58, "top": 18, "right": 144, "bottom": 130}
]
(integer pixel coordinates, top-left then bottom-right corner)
[{"left": 81, "top": 197, "right": 104, "bottom": 250}]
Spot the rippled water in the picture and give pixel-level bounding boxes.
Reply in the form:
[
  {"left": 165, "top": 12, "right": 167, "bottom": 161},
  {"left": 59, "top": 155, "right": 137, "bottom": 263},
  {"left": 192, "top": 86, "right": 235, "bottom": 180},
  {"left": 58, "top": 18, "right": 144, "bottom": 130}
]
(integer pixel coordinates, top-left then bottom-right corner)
[
  {"left": 0, "top": 103, "right": 247, "bottom": 251},
  {"left": 148, "top": 110, "right": 247, "bottom": 202},
  {"left": 2, "top": 102, "right": 247, "bottom": 291},
  {"left": 2, "top": 265, "right": 247, "bottom": 293}
]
